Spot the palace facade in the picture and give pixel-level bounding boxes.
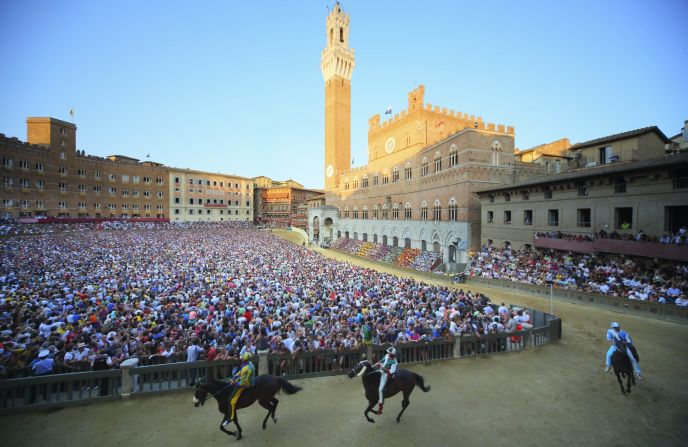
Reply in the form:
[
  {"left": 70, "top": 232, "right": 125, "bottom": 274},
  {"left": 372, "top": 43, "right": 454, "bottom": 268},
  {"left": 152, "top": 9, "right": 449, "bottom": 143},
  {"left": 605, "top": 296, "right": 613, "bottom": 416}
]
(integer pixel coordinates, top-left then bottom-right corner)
[{"left": 308, "top": 4, "right": 542, "bottom": 268}]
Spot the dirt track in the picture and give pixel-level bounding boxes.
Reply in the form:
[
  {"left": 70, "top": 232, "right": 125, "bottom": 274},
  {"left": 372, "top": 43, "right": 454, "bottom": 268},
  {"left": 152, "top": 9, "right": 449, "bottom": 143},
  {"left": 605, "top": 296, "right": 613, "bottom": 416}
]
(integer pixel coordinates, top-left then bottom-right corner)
[{"left": 2, "top": 231, "right": 687, "bottom": 447}]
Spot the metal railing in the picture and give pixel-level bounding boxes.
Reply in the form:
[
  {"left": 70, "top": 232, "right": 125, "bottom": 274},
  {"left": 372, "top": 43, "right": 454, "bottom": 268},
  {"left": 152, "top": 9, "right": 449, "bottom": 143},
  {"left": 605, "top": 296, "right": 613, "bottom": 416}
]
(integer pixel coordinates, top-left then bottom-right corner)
[
  {"left": 0, "top": 369, "right": 121, "bottom": 411},
  {"left": 267, "top": 347, "right": 365, "bottom": 378},
  {"left": 0, "top": 310, "right": 560, "bottom": 412}
]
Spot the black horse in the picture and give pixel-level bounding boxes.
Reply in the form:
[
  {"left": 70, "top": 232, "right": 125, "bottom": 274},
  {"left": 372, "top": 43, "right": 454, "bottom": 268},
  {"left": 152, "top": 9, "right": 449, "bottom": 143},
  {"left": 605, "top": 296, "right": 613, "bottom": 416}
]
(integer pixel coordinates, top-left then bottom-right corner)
[
  {"left": 193, "top": 375, "right": 302, "bottom": 440},
  {"left": 611, "top": 340, "right": 638, "bottom": 395},
  {"left": 347, "top": 360, "right": 430, "bottom": 423}
]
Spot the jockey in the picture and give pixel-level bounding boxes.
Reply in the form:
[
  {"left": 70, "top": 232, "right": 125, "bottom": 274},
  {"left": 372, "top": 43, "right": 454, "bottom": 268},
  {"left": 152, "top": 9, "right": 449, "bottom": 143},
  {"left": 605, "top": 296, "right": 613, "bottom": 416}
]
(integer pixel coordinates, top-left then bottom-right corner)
[
  {"left": 374, "top": 346, "right": 398, "bottom": 415},
  {"left": 229, "top": 352, "right": 256, "bottom": 421},
  {"left": 604, "top": 322, "right": 641, "bottom": 380}
]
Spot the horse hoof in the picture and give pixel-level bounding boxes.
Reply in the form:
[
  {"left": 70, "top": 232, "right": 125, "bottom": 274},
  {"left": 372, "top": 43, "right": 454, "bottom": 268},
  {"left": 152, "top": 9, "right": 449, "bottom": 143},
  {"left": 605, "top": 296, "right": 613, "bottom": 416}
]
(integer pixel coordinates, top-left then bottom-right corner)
[{"left": 366, "top": 418, "right": 375, "bottom": 423}]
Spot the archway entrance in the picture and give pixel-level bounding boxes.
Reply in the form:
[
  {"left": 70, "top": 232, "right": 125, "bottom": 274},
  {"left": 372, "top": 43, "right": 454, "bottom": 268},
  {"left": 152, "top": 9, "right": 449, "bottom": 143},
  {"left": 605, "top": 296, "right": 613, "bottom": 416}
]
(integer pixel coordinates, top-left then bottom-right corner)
[
  {"left": 382, "top": 235, "right": 388, "bottom": 246},
  {"left": 323, "top": 217, "right": 334, "bottom": 241},
  {"left": 312, "top": 216, "right": 320, "bottom": 242},
  {"left": 448, "top": 245, "right": 456, "bottom": 263},
  {"left": 392, "top": 236, "right": 398, "bottom": 248}
]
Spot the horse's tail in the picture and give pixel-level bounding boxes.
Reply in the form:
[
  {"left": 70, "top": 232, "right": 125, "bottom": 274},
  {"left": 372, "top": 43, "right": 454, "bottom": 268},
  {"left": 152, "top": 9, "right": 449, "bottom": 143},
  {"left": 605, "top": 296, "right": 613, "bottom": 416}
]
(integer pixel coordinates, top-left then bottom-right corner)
[
  {"left": 412, "top": 373, "right": 431, "bottom": 392},
  {"left": 276, "top": 377, "right": 302, "bottom": 395}
]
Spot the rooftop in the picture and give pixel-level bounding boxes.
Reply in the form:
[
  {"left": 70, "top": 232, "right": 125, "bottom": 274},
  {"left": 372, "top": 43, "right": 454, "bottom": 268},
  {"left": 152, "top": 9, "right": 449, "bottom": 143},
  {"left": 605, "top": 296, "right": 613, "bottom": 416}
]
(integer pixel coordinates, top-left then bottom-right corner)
[
  {"left": 476, "top": 152, "right": 688, "bottom": 194},
  {"left": 569, "top": 126, "right": 670, "bottom": 151}
]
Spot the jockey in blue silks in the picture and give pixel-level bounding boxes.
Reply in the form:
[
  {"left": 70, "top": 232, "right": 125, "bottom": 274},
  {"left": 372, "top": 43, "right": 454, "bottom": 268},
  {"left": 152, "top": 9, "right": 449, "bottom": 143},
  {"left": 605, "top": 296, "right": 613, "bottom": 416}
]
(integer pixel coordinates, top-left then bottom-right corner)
[{"left": 604, "top": 322, "right": 641, "bottom": 380}]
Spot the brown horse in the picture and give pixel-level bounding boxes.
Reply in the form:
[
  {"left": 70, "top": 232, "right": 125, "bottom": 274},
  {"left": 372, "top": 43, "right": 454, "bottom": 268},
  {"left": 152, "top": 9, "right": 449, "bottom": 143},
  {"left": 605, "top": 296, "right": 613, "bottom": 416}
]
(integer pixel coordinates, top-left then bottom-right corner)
[
  {"left": 348, "top": 360, "right": 430, "bottom": 423},
  {"left": 193, "top": 375, "right": 302, "bottom": 440}
]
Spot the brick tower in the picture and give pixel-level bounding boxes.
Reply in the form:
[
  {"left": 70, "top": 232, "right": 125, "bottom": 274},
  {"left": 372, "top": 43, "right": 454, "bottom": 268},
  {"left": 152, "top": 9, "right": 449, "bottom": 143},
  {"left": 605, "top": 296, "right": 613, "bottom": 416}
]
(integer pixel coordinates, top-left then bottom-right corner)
[{"left": 321, "top": 2, "right": 354, "bottom": 191}]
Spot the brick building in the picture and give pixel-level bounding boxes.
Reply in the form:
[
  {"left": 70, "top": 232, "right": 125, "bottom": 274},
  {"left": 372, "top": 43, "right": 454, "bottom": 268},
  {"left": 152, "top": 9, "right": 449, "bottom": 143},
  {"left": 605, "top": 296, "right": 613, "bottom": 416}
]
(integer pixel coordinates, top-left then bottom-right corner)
[
  {"left": 476, "top": 126, "right": 688, "bottom": 257},
  {"left": 253, "top": 178, "right": 322, "bottom": 229},
  {"left": 1, "top": 118, "right": 168, "bottom": 219},
  {"left": 308, "top": 5, "right": 543, "bottom": 269}
]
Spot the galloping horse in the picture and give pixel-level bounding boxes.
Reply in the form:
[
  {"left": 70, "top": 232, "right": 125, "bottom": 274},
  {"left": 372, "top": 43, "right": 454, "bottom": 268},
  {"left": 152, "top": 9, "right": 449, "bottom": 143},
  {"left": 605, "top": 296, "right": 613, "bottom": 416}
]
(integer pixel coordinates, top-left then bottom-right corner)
[
  {"left": 611, "top": 340, "right": 639, "bottom": 395},
  {"left": 348, "top": 360, "right": 430, "bottom": 423},
  {"left": 193, "top": 375, "right": 302, "bottom": 440}
]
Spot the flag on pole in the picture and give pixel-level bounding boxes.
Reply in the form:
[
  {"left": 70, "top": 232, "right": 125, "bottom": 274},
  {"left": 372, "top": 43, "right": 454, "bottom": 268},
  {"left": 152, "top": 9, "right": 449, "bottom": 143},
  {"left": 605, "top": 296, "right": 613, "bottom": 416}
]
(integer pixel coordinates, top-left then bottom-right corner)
[
  {"left": 69, "top": 109, "right": 75, "bottom": 120},
  {"left": 385, "top": 106, "right": 392, "bottom": 115}
]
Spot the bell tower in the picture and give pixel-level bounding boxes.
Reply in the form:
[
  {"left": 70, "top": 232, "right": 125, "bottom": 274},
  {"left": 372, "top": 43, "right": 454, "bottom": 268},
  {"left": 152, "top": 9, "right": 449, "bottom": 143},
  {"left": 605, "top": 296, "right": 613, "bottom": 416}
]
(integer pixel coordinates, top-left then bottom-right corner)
[{"left": 321, "top": 2, "right": 354, "bottom": 191}]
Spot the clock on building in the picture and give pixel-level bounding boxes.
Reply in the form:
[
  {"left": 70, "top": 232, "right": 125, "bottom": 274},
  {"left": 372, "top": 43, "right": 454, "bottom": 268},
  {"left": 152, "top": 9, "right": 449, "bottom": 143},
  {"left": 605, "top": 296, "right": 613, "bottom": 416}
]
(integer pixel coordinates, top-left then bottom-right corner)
[
  {"left": 385, "top": 137, "right": 396, "bottom": 154},
  {"left": 326, "top": 165, "right": 334, "bottom": 178}
]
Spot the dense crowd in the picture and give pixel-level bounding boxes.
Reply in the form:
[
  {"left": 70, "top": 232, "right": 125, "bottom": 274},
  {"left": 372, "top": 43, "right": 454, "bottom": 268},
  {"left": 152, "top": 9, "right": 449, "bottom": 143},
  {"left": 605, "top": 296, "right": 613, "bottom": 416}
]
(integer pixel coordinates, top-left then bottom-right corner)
[
  {"left": 0, "top": 223, "right": 516, "bottom": 378},
  {"left": 535, "top": 225, "right": 688, "bottom": 245},
  {"left": 470, "top": 246, "right": 688, "bottom": 305},
  {"left": 330, "top": 238, "right": 442, "bottom": 272}
]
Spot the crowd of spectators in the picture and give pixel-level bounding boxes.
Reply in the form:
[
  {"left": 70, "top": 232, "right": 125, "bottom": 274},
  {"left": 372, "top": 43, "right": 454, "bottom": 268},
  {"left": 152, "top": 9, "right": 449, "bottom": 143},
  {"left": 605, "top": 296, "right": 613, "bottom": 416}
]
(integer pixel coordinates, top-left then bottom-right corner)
[
  {"left": 535, "top": 225, "right": 688, "bottom": 245},
  {"left": 330, "top": 238, "right": 442, "bottom": 272},
  {"left": 470, "top": 245, "right": 688, "bottom": 305},
  {"left": 1, "top": 222, "right": 511, "bottom": 378}
]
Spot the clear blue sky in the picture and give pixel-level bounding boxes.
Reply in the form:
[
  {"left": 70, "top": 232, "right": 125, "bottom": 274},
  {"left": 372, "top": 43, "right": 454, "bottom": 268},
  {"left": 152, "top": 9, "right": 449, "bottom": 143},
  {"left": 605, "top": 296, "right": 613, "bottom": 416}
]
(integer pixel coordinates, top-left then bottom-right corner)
[{"left": 1, "top": 0, "right": 686, "bottom": 189}]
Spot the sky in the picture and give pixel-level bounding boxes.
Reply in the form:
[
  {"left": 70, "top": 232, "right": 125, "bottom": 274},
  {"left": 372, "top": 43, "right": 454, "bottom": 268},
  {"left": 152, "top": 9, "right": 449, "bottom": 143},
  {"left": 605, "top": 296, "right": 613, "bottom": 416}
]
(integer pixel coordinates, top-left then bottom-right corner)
[{"left": 1, "top": 0, "right": 686, "bottom": 189}]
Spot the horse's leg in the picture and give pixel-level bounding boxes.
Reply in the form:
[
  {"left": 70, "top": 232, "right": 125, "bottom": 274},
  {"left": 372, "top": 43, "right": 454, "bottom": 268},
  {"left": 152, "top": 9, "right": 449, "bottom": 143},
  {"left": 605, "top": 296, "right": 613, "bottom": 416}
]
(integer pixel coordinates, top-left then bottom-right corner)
[
  {"left": 364, "top": 399, "right": 377, "bottom": 423},
  {"left": 233, "top": 413, "right": 243, "bottom": 441},
  {"left": 615, "top": 372, "right": 626, "bottom": 395},
  {"left": 396, "top": 392, "right": 410, "bottom": 423},
  {"left": 271, "top": 397, "right": 279, "bottom": 423},
  {"left": 220, "top": 413, "right": 236, "bottom": 437},
  {"left": 626, "top": 374, "right": 632, "bottom": 394},
  {"left": 259, "top": 400, "right": 272, "bottom": 430}
]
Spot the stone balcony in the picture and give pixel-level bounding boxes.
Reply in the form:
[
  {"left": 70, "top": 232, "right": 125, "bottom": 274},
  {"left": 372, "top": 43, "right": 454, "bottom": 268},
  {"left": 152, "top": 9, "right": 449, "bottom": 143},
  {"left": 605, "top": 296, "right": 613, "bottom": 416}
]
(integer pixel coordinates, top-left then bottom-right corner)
[{"left": 533, "top": 237, "right": 688, "bottom": 261}]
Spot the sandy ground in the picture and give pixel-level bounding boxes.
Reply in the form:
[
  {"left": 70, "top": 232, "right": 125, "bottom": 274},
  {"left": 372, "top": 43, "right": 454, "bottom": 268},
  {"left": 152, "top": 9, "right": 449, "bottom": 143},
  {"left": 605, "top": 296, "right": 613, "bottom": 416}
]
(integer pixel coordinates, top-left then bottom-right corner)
[{"left": 2, "top": 230, "right": 687, "bottom": 447}]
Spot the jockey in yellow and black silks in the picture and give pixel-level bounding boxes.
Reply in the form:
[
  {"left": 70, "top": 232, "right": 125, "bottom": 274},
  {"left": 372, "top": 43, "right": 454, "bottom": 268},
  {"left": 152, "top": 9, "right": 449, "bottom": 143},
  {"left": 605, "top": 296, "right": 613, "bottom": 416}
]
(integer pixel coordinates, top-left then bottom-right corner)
[{"left": 229, "top": 352, "right": 256, "bottom": 421}]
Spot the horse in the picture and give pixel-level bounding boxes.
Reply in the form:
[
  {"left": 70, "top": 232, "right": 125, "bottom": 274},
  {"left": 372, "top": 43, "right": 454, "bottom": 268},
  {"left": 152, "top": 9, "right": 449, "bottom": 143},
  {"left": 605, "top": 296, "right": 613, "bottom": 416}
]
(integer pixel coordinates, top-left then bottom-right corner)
[
  {"left": 347, "top": 360, "right": 430, "bottom": 423},
  {"left": 611, "top": 340, "right": 638, "bottom": 395},
  {"left": 193, "top": 375, "right": 302, "bottom": 440}
]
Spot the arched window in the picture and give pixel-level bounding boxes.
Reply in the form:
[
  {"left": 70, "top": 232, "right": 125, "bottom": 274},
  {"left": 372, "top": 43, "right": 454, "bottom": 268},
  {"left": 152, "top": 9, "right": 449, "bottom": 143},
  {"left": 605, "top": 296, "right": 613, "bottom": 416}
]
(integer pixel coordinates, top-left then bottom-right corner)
[
  {"left": 344, "top": 207, "right": 349, "bottom": 218},
  {"left": 421, "top": 157, "right": 429, "bottom": 176},
  {"left": 362, "top": 175, "right": 369, "bottom": 188},
  {"left": 392, "top": 203, "right": 399, "bottom": 220},
  {"left": 406, "top": 134, "right": 411, "bottom": 146},
  {"left": 404, "top": 202, "right": 412, "bottom": 220},
  {"left": 420, "top": 201, "right": 428, "bottom": 221},
  {"left": 352, "top": 207, "right": 358, "bottom": 219},
  {"left": 373, "top": 173, "right": 379, "bottom": 186},
  {"left": 330, "top": 28, "right": 333, "bottom": 45},
  {"left": 373, "top": 204, "right": 379, "bottom": 220},
  {"left": 449, "top": 144, "right": 458, "bottom": 167},
  {"left": 448, "top": 198, "right": 457, "bottom": 221},
  {"left": 352, "top": 177, "right": 359, "bottom": 189},
  {"left": 392, "top": 167, "right": 399, "bottom": 183},
  {"left": 434, "top": 152, "right": 442, "bottom": 173},
  {"left": 362, "top": 205, "right": 368, "bottom": 219},
  {"left": 340, "top": 27, "right": 344, "bottom": 43},
  {"left": 344, "top": 178, "right": 349, "bottom": 190},
  {"left": 382, "top": 204, "right": 389, "bottom": 220},
  {"left": 433, "top": 199, "right": 442, "bottom": 221},
  {"left": 404, "top": 162, "right": 412, "bottom": 180},
  {"left": 382, "top": 169, "right": 389, "bottom": 185}
]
